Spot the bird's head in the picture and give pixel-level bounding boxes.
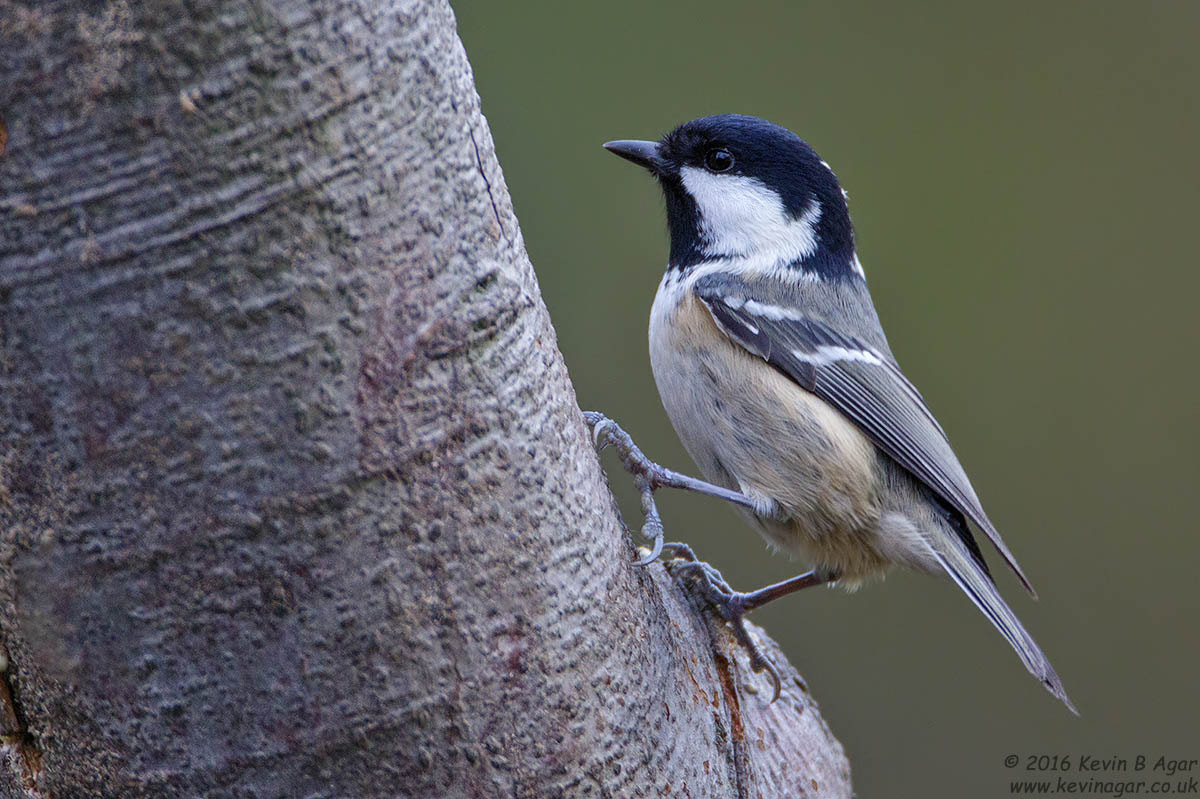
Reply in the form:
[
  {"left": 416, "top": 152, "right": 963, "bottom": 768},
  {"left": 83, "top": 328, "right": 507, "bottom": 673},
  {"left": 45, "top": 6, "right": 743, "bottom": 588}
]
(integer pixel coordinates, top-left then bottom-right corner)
[{"left": 605, "top": 114, "right": 859, "bottom": 280}]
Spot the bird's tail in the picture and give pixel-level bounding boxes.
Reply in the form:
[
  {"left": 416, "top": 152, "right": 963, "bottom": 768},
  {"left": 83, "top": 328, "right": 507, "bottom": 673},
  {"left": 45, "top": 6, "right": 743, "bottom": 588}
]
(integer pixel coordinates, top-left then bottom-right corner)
[{"left": 933, "top": 538, "right": 1077, "bottom": 714}]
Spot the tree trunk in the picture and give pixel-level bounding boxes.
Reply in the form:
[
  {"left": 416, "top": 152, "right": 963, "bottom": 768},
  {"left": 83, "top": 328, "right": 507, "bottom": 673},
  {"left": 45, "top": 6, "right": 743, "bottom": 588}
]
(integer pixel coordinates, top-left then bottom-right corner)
[{"left": 0, "top": 1, "right": 851, "bottom": 796}]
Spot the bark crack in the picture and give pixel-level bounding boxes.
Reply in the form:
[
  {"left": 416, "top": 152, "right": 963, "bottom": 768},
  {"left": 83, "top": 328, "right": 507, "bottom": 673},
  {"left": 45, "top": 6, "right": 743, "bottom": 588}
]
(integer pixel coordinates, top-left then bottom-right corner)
[
  {"left": 0, "top": 654, "right": 44, "bottom": 797},
  {"left": 712, "top": 646, "right": 752, "bottom": 799},
  {"left": 468, "top": 123, "right": 506, "bottom": 242},
  {"left": 676, "top": 577, "right": 755, "bottom": 798}
]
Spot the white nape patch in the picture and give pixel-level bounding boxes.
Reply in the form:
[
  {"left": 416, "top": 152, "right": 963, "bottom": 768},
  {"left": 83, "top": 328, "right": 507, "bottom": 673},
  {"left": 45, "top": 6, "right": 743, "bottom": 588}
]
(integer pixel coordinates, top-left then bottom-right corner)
[
  {"left": 679, "top": 166, "right": 822, "bottom": 277},
  {"left": 819, "top": 159, "right": 851, "bottom": 199},
  {"left": 851, "top": 253, "right": 866, "bottom": 278},
  {"left": 792, "top": 345, "right": 885, "bottom": 367}
]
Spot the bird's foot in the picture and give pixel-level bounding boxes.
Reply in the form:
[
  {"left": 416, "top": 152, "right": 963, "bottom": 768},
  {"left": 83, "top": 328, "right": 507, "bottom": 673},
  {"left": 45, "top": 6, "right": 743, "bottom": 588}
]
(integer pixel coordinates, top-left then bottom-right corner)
[
  {"left": 665, "top": 551, "right": 783, "bottom": 703},
  {"left": 583, "top": 411, "right": 666, "bottom": 564},
  {"left": 583, "top": 412, "right": 783, "bottom": 700},
  {"left": 583, "top": 411, "right": 761, "bottom": 565}
]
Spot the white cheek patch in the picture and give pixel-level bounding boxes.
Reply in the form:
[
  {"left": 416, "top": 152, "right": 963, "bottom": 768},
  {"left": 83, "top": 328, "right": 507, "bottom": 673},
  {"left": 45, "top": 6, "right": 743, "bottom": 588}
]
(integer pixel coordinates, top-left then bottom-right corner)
[{"left": 679, "top": 166, "right": 821, "bottom": 270}]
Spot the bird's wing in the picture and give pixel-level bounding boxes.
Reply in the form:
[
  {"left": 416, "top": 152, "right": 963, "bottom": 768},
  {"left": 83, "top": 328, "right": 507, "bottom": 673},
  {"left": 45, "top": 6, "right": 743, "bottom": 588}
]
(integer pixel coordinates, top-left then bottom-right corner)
[{"left": 693, "top": 281, "right": 1034, "bottom": 594}]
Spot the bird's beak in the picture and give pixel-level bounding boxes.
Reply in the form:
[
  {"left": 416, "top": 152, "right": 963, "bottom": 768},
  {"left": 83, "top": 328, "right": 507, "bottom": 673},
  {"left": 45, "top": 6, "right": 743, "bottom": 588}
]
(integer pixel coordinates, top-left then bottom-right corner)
[{"left": 603, "top": 139, "right": 663, "bottom": 172}]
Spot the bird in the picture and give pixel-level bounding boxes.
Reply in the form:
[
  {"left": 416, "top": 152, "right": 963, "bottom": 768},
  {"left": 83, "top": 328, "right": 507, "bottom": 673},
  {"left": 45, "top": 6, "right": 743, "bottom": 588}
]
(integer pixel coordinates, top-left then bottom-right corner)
[{"left": 600, "top": 113, "right": 1073, "bottom": 711}]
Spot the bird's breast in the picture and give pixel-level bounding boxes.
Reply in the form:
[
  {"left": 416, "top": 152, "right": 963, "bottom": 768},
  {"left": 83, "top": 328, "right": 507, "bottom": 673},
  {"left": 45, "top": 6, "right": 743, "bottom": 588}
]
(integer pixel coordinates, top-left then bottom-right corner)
[{"left": 648, "top": 272, "right": 884, "bottom": 558}]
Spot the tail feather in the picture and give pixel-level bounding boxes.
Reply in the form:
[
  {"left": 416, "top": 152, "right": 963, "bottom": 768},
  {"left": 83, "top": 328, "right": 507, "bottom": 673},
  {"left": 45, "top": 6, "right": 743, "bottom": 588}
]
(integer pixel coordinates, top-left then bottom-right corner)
[{"left": 933, "top": 544, "right": 1077, "bottom": 714}]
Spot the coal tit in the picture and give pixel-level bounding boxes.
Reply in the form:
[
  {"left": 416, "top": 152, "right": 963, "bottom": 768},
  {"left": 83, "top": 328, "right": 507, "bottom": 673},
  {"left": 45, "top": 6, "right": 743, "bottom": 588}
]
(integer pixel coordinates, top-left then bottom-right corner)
[{"left": 601, "top": 114, "right": 1073, "bottom": 711}]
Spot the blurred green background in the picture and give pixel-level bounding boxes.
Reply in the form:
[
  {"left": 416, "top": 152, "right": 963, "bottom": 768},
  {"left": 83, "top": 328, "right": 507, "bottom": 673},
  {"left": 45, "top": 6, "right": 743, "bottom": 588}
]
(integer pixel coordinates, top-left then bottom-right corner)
[{"left": 454, "top": 1, "right": 1200, "bottom": 795}]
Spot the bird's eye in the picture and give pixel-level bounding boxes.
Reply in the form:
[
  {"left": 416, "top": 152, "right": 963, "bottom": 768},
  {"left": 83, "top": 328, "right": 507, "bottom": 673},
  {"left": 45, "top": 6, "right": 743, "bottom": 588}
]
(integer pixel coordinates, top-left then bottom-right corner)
[{"left": 704, "top": 148, "right": 734, "bottom": 172}]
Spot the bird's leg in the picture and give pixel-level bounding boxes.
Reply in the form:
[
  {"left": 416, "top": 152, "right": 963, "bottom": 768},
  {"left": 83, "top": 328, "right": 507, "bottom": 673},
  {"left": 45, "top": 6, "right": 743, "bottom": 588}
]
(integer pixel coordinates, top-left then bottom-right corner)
[
  {"left": 584, "top": 411, "right": 828, "bottom": 702},
  {"left": 667, "top": 555, "right": 833, "bottom": 702},
  {"left": 583, "top": 411, "right": 760, "bottom": 565}
]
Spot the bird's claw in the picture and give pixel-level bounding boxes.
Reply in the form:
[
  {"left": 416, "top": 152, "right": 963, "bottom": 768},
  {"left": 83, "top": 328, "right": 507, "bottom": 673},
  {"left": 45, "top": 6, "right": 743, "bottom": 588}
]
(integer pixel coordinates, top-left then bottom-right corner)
[
  {"left": 666, "top": 557, "right": 783, "bottom": 702},
  {"left": 584, "top": 411, "right": 666, "bottom": 559},
  {"left": 584, "top": 411, "right": 618, "bottom": 451}
]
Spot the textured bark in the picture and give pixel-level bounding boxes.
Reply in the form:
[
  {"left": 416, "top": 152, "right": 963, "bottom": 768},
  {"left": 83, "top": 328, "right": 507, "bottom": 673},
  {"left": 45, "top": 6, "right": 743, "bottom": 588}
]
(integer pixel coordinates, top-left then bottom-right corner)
[{"left": 0, "top": 1, "right": 852, "bottom": 796}]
